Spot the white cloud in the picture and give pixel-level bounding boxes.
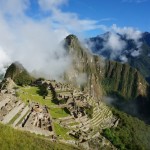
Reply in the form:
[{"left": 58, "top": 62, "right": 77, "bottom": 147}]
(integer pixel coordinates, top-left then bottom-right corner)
[
  {"left": 131, "top": 50, "right": 140, "bottom": 56},
  {"left": 0, "top": 47, "right": 10, "bottom": 74},
  {"left": 87, "top": 24, "right": 143, "bottom": 62},
  {"left": 111, "top": 24, "right": 142, "bottom": 42},
  {"left": 103, "top": 32, "right": 127, "bottom": 60},
  {"left": 0, "top": 0, "right": 30, "bottom": 16},
  {"left": 76, "top": 73, "right": 87, "bottom": 86},
  {"left": 0, "top": 0, "right": 102, "bottom": 80},
  {"left": 105, "top": 32, "right": 126, "bottom": 51},
  {"left": 38, "top": 0, "right": 68, "bottom": 11}
]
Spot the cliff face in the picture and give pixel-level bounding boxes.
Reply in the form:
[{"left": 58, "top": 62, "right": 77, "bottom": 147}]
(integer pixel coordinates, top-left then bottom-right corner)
[
  {"left": 64, "top": 35, "right": 104, "bottom": 101},
  {"left": 103, "top": 61, "right": 149, "bottom": 99},
  {"left": 64, "top": 35, "right": 150, "bottom": 101}
]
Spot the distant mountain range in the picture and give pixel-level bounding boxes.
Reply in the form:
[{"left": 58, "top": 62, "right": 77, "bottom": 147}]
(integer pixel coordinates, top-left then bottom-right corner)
[{"left": 87, "top": 32, "right": 150, "bottom": 83}]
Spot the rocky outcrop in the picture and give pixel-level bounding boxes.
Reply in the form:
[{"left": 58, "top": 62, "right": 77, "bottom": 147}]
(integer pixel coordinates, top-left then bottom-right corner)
[
  {"left": 64, "top": 34, "right": 150, "bottom": 101},
  {"left": 64, "top": 35, "right": 104, "bottom": 101}
]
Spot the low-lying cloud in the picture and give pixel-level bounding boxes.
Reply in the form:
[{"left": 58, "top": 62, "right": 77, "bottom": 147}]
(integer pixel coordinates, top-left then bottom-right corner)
[
  {"left": 0, "top": 0, "right": 101, "bottom": 80},
  {"left": 87, "top": 24, "right": 143, "bottom": 62}
]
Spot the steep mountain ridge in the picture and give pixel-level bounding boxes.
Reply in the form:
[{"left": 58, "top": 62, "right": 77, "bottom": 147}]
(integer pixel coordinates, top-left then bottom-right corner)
[
  {"left": 104, "top": 61, "right": 149, "bottom": 99},
  {"left": 64, "top": 34, "right": 150, "bottom": 123},
  {"left": 64, "top": 35, "right": 104, "bottom": 101},
  {"left": 87, "top": 32, "right": 150, "bottom": 83},
  {"left": 64, "top": 34, "right": 149, "bottom": 101}
]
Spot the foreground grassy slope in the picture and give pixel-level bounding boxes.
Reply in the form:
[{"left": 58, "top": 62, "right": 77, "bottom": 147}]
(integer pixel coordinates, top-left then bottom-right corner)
[{"left": 0, "top": 123, "right": 78, "bottom": 150}]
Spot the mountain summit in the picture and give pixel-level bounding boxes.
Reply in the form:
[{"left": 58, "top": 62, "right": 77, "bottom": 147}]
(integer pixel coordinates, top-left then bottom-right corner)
[{"left": 4, "top": 62, "right": 34, "bottom": 85}]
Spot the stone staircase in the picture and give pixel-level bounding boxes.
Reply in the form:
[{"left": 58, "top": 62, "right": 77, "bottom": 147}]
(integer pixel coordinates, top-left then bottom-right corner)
[
  {"left": 73, "top": 99, "right": 114, "bottom": 132},
  {"left": 12, "top": 105, "right": 29, "bottom": 127}
]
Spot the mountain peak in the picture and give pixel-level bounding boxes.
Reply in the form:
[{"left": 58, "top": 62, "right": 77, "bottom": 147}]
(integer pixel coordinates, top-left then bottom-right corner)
[
  {"left": 4, "top": 62, "right": 34, "bottom": 85},
  {"left": 65, "top": 34, "right": 78, "bottom": 46},
  {"left": 66, "top": 34, "right": 78, "bottom": 40}
]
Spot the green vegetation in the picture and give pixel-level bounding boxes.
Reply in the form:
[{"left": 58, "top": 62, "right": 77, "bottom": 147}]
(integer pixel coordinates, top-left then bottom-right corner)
[
  {"left": 18, "top": 86, "right": 54, "bottom": 107},
  {"left": 14, "top": 70, "right": 34, "bottom": 86},
  {"left": 102, "top": 108, "right": 150, "bottom": 150},
  {"left": 102, "top": 61, "right": 149, "bottom": 100},
  {"left": 8, "top": 111, "right": 22, "bottom": 125},
  {"left": 53, "top": 123, "right": 72, "bottom": 140},
  {"left": 85, "top": 106, "right": 93, "bottom": 119},
  {"left": 38, "top": 84, "right": 48, "bottom": 97},
  {"left": 0, "top": 123, "right": 78, "bottom": 150},
  {"left": 49, "top": 107, "right": 70, "bottom": 119},
  {"left": 18, "top": 86, "right": 70, "bottom": 119},
  {"left": 5, "top": 63, "right": 34, "bottom": 86},
  {"left": 68, "top": 122, "right": 79, "bottom": 126}
]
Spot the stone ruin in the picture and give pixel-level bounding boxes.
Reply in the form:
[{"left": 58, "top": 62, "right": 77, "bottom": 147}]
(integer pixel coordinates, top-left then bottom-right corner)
[
  {"left": 0, "top": 78, "right": 17, "bottom": 95},
  {"left": 21, "top": 102, "right": 54, "bottom": 136}
]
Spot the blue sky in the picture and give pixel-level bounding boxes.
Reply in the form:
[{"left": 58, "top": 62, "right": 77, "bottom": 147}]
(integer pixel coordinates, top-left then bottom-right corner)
[
  {"left": 65, "top": 0, "right": 150, "bottom": 36},
  {"left": 26, "top": 0, "right": 150, "bottom": 37}
]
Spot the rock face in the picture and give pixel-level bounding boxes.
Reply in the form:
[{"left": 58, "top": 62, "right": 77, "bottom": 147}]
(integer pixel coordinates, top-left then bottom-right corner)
[
  {"left": 103, "top": 60, "right": 149, "bottom": 99},
  {"left": 4, "top": 62, "right": 34, "bottom": 85},
  {"left": 64, "top": 35, "right": 104, "bottom": 101},
  {"left": 64, "top": 34, "right": 150, "bottom": 122},
  {"left": 0, "top": 78, "right": 16, "bottom": 92},
  {"left": 64, "top": 34, "right": 150, "bottom": 101}
]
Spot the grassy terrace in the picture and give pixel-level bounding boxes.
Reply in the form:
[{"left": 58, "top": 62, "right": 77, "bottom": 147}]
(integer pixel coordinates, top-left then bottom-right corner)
[
  {"left": 0, "top": 123, "right": 79, "bottom": 150},
  {"left": 54, "top": 123, "right": 73, "bottom": 140},
  {"left": 17, "top": 86, "right": 73, "bottom": 140},
  {"left": 17, "top": 86, "right": 55, "bottom": 107},
  {"left": 17, "top": 86, "right": 70, "bottom": 118},
  {"left": 49, "top": 107, "right": 70, "bottom": 119}
]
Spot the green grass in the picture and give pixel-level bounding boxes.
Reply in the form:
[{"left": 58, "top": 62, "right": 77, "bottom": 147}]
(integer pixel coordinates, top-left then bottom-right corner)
[
  {"left": 18, "top": 86, "right": 55, "bottom": 107},
  {"left": 0, "top": 123, "right": 79, "bottom": 150},
  {"left": 68, "top": 122, "right": 79, "bottom": 126},
  {"left": 53, "top": 122, "right": 73, "bottom": 140},
  {"left": 16, "top": 110, "right": 30, "bottom": 126},
  {"left": 8, "top": 111, "right": 22, "bottom": 125},
  {"left": 18, "top": 86, "right": 70, "bottom": 119},
  {"left": 49, "top": 107, "right": 70, "bottom": 119}
]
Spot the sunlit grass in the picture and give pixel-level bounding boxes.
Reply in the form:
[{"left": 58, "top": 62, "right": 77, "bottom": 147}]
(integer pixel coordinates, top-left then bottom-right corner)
[
  {"left": 18, "top": 86, "right": 70, "bottom": 119},
  {"left": 18, "top": 86, "right": 55, "bottom": 107},
  {"left": 53, "top": 122, "right": 73, "bottom": 140},
  {"left": 0, "top": 123, "right": 78, "bottom": 150},
  {"left": 49, "top": 107, "right": 70, "bottom": 119}
]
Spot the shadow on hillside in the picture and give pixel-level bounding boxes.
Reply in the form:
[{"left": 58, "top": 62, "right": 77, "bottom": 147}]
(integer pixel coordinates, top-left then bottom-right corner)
[{"left": 104, "top": 90, "right": 150, "bottom": 125}]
